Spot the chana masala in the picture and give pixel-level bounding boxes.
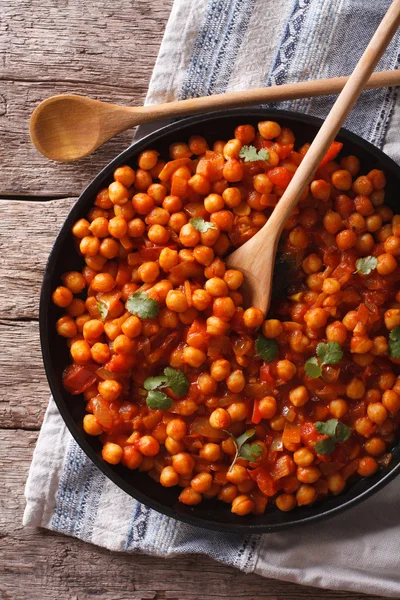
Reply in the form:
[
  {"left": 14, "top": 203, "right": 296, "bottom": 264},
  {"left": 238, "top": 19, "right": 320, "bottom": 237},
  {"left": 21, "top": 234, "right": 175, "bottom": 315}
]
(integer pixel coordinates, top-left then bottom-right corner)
[{"left": 52, "top": 120, "right": 400, "bottom": 516}]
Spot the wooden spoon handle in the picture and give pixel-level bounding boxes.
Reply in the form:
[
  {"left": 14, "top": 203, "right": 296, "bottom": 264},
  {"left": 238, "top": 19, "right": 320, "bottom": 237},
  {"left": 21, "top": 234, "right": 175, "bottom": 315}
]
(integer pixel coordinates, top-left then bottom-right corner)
[
  {"left": 139, "top": 70, "right": 400, "bottom": 122},
  {"left": 265, "top": 0, "right": 400, "bottom": 235}
]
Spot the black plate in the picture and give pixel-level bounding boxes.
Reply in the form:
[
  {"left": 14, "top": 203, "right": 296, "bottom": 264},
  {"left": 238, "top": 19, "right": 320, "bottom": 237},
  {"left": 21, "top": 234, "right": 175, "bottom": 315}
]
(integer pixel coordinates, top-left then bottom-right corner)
[{"left": 40, "top": 108, "right": 400, "bottom": 533}]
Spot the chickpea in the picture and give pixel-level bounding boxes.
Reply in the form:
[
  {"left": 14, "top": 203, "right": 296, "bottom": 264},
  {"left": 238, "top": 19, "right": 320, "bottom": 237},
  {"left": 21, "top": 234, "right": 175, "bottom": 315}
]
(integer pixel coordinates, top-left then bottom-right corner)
[
  {"left": 331, "top": 169, "right": 352, "bottom": 191},
  {"left": 183, "top": 346, "right": 207, "bottom": 367},
  {"left": 322, "top": 278, "right": 341, "bottom": 294},
  {"left": 210, "top": 359, "right": 231, "bottom": 382},
  {"left": 336, "top": 229, "right": 357, "bottom": 250},
  {"left": 70, "top": 339, "right": 91, "bottom": 364},
  {"left": 99, "top": 238, "right": 119, "bottom": 259},
  {"left": 102, "top": 443, "right": 123, "bottom": 465},
  {"left": 384, "top": 309, "right": 400, "bottom": 330},
  {"left": 323, "top": 211, "right": 342, "bottom": 235},
  {"left": 340, "top": 155, "right": 360, "bottom": 176},
  {"left": 364, "top": 437, "right": 386, "bottom": 457},
  {"left": 367, "top": 402, "right": 388, "bottom": 425},
  {"left": 225, "top": 464, "right": 248, "bottom": 485},
  {"left": 365, "top": 214, "right": 382, "bottom": 233},
  {"left": 377, "top": 253, "right": 397, "bottom": 275},
  {"left": 357, "top": 456, "right": 378, "bottom": 477},
  {"left": 346, "top": 378, "right": 365, "bottom": 400},
  {"left": 302, "top": 253, "right": 323, "bottom": 274},
  {"left": 113, "top": 334, "right": 135, "bottom": 355},
  {"left": 258, "top": 396, "right": 277, "bottom": 419},
  {"left": 258, "top": 120, "right": 281, "bottom": 139},
  {"left": 226, "top": 370, "right": 246, "bottom": 394},
  {"left": 304, "top": 308, "right": 328, "bottom": 329},
  {"left": 296, "top": 484, "right": 317, "bottom": 506},
  {"left": 297, "top": 466, "right": 321, "bottom": 484},
  {"left": 276, "top": 493, "right": 296, "bottom": 512},
  {"left": 223, "top": 269, "right": 244, "bottom": 290},
  {"left": 382, "top": 390, "right": 400, "bottom": 414},
  {"left": 179, "top": 487, "right": 202, "bottom": 505},
  {"left": 98, "top": 379, "right": 122, "bottom": 402},
  {"left": 227, "top": 402, "right": 248, "bottom": 422},
  {"left": 120, "top": 446, "right": 142, "bottom": 470},
  {"left": 158, "top": 466, "right": 179, "bottom": 488},
  {"left": 72, "top": 218, "right": 91, "bottom": 238},
  {"left": 190, "top": 472, "right": 212, "bottom": 494},
  {"left": 56, "top": 316, "right": 77, "bottom": 338},
  {"left": 261, "top": 320, "right": 282, "bottom": 341},
  {"left": 205, "top": 277, "right": 228, "bottom": 297},
  {"left": 329, "top": 398, "right": 348, "bottom": 419},
  {"left": 289, "top": 226, "right": 309, "bottom": 249},
  {"left": 209, "top": 408, "right": 231, "bottom": 430},
  {"left": 270, "top": 415, "right": 285, "bottom": 431},
  {"left": 231, "top": 494, "right": 255, "bottom": 516},
  {"left": 52, "top": 286, "right": 73, "bottom": 308},
  {"left": 138, "top": 261, "right": 159, "bottom": 283},
  {"left": 327, "top": 473, "right": 346, "bottom": 495},
  {"left": 206, "top": 316, "right": 229, "bottom": 336},
  {"left": 172, "top": 453, "right": 195, "bottom": 476},
  {"left": 166, "top": 419, "right": 187, "bottom": 441},
  {"left": 108, "top": 216, "right": 128, "bottom": 239},
  {"left": 113, "top": 165, "right": 136, "bottom": 187},
  {"left": 289, "top": 386, "right": 309, "bottom": 407},
  {"left": 325, "top": 322, "right": 347, "bottom": 345},
  {"left": 108, "top": 181, "right": 129, "bottom": 206},
  {"left": 276, "top": 360, "right": 296, "bottom": 381},
  {"left": 137, "top": 435, "right": 160, "bottom": 457},
  {"left": 83, "top": 414, "right": 103, "bottom": 436},
  {"left": 197, "top": 372, "right": 217, "bottom": 395},
  {"left": 343, "top": 311, "right": 358, "bottom": 331},
  {"left": 179, "top": 223, "right": 201, "bottom": 247},
  {"left": 61, "top": 271, "right": 86, "bottom": 294},
  {"left": 234, "top": 124, "right": 255, "bottom": 144},
  {"left": 222, "top": 187, "right": 242, "bottom": 208},
  {"left": 204, "top": 257, "right": 226, "bottom": 278},
  {"left": 147, "top": 224, "right": 170, "bottom": 245},
  {"left": 293, "top": 447, "right": 314, "bottom": 467},
  {"left": 121, "top": 315, "right": 142, "bottom": 338},
  {"left": 378, "top": 372, "right": 396, "bottom": 390},
  {"left": 355, "top": 417, "right": 375, "bottom": 438},
  {"left": 165, "top": 437, "right": 185, "bottom": 455},
  {"left": 191, "top": 289, "right": 212, "bottom": 311},
  {"left": 310, "top": 179, "right": 331, "bottom": 201},
  {"left": 91, "top": 342, "right": 111, "bottom": 364}
]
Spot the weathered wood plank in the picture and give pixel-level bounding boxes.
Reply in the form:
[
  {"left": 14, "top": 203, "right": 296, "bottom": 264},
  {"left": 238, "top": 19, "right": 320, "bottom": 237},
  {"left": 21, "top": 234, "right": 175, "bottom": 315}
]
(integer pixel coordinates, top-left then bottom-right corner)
[
  {"left": 1, "top": 0, "right": 174, "bottom": 197},
  {"left": 0, "top": 321, "right": 49, "bottom": 429},
  {"left": 0, "top": 429, "right": 391, "bottom": 600},
  {"left": 0, "top": 198, "right": 76, "bottom": 319}
]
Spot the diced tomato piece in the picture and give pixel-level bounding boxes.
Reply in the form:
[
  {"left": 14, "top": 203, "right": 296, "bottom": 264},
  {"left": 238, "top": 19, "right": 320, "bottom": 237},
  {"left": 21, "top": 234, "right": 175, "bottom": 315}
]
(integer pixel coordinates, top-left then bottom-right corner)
[
  {"left": 251, "top": 399, "right": 262, "bottom": 424},
  {"left": 282, "top": 423, "right": 301, "bottom": 446},
  {"left": 98, "top": 289, "right": 122, "bottom": 313},
  {"left": 92, "top": 396, "right": 113, "bottom": 429},
  {"left": 249, "top": 467, "right": 281, "bottom": 496},
  {"left": 186, "top": 319, "right": 210, "bottom": 351},
  {"left": 267, "top": 166, "right": 293, "bottom": 189},
  {"left": 259, "top": 363, "right": 276, "bottom": 386},
  {"left": 271, "top": 455, "right": 295, "bottom": 480},
  {"left": 251, "top": 490, "right": 269, "bottom": 514},
  {"left": 115, "top": 261, "right": 131, "bottom": 287},
  {"left": 189, "top": 416, "right": 226, "bottom": 439},
  {"left": 105, "top": 353, "right": 136, "bottom": 372},
  {"left": 319, "top": 141, "right": 343, "bottom": 167},
  {"left": 62, "top": 364, "right": 98, "bottom": 395},
  {"left": 171, "top": 176, "right": 188, "bottom": 198},
  {"left": 168, "top": 262, "right": 204, "bottom": 285},
  {"left": 196, "top": 151, "right": 225, "bottom": 182},
  {"left": 183, "top": 201, "right": 209, "bottom": 219},
  {"left": 158, "top": 158, "right": 192, "bottom": 182}
]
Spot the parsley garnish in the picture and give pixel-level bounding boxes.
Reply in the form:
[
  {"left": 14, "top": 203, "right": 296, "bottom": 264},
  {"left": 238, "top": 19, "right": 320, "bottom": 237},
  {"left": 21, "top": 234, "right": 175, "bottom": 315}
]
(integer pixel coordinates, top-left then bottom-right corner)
[
  {"left": 255, "top": 335, "right": 278, "bottom": 362},
  {"left": 305, "top": 341, "right": 343, "bottom": 379},
  {"left": 97, "top": 300, "right": 108, "bottom": 320},
  {"left": 126, "top": 291, "right": 159, "bottom": 319},
  {"left": 314, "top": 419, "right": 352, "bottom": 455},
  {"left": 224, "top": 429, "right": 263, "bottom": 471},
  {"left": 144, "top": 367, "right": 189, "bottom": 398},
  {"left": 146, "top": 390, "right": 174, "bottom": 410},
  {"left": 190, "top": 217, "right": 217, "bottom": 233},
  {"left": 239, "top": 145, "right": 269, "bottom": 162},
  {"left": 355, "top": 256, "right": 378, "bottom": 276},
  {"left": 389, "top": 326, "right": 400, "bottom": 359}
]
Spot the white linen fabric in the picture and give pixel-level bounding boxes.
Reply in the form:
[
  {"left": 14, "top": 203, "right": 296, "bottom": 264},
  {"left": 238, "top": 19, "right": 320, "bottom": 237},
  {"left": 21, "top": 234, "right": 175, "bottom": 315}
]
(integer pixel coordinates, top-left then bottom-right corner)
[{"left": 24, "top": 0, "right": 400, "bottom": 596}]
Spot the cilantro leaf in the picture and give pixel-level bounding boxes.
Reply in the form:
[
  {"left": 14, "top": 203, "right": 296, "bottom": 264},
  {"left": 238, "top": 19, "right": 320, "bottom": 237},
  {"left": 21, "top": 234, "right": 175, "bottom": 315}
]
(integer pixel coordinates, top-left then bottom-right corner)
[
  {"left": 305, "top": 356, "right": 322, "bottom": 379},
  {"left": 224, "top": 429, "right": 261, "bottom": 471},
  {"left": 316, "top": 342, "right": 343, "bottom": 365},
  {"left": 239, "top": 145, "right": 269, "bottom": 162},
  {"left": 355, "top": 256, "right": 378, "bottom": 276},
  {"left": 335, "top": 421, "right": 352, "bottom": 443},
  {"left": 146, "top": 390, "right": 174, "bottom": 410},
  {"left": 144, "top": 375, "right": 168, "bottom": 391},
  {"left": 190, "top": 217, "right": 217, "bottom": 233},
  {"left": 126, "top": 291, "right": 159, "bottom": 319},
  {"left": 315, "top": 419, "right": 340, "bottom": 438},
  {"left": 97, "top": 300, "right": 109, "bottom": 320},
  {"left": 389, "top": 326, "right": 400, "bottom": 359},
  {"left": 163, "top": 367, "right": 189, "bottom": 397},
  {"left": 255, "top": 336, "right": 278, "bottom": 362},
  {"left": 314, "top": 438, "right": 336, "bottom": 455},
  {"left": 239, "top": 442, "right": 263, "bottom": 462},
  {"left": 143, "top": 367, "right": 189, "bottom": 398},
  {"left": 315, "top": 419, "right": 352, "bottom": 454}
]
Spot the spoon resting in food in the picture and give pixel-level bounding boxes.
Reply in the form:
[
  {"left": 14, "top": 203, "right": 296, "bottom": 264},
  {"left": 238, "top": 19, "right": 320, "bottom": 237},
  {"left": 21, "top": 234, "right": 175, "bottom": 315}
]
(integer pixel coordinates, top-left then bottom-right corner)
[{"left": 226, "top": 0, "right": 400, "bottom": 314}]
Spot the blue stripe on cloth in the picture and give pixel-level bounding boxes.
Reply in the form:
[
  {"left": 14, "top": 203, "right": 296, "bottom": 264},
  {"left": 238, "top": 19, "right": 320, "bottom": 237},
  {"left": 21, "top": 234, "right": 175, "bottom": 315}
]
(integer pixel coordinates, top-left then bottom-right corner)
[
  {"left": 267, "top": 0, "right": 400, "bottom": 147},
  {"left": 51, "top": 440, "right": 105, "bottom": 539},
  {"left": 179, "top": 0, "right": 257, "bottom": 99}
]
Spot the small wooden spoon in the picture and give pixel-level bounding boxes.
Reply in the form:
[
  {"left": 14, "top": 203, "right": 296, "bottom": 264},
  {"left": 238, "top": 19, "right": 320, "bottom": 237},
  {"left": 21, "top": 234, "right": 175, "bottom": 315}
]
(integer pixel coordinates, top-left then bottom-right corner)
[
  {"left": 30, "top": 70, "right": 400, "bottom": 162},
  {"left": 226, "top": 0, "right": 400, "bottom": 314}
]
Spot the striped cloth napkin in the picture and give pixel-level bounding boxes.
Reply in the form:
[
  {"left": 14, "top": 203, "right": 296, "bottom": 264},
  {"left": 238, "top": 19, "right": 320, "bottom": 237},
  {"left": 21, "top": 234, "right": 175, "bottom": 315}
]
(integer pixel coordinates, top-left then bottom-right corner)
[{"left": 25, "top": 0, "right": 400, "bottom": 595}]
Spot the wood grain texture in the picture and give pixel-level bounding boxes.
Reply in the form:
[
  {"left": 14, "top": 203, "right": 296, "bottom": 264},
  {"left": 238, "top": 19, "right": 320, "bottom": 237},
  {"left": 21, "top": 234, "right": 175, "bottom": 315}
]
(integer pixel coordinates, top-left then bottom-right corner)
[
  {"left": 0, "top": 430, "right": 392, "bottom": 600},
  {"left": 0, "top": 198, "right": 75, "bottom": 319},
  {"left": 1, "top": 0, "right": 173, "bottom": 196}
]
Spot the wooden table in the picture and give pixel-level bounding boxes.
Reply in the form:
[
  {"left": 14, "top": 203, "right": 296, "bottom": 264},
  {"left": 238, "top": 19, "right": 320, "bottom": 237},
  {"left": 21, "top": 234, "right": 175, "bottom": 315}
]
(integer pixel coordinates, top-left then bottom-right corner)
[{"left": 0, "top": 2, "right": 392, "bottom": 598}]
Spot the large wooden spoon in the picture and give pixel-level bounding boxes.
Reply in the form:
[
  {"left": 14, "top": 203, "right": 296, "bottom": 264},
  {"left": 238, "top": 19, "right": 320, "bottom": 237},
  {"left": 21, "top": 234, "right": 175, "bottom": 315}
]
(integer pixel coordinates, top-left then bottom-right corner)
[
  {"left": 30, "top": 70, "right": 400, "bottom": 162},
  {"left": 226, "top": 0, "right": 400, "bottom": 315}
]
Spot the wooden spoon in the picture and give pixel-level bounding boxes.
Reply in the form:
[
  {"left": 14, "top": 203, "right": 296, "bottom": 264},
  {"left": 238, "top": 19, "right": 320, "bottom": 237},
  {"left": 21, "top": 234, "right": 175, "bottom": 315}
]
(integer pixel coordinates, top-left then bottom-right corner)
[
  {"left": 226, "top": 0, "right": 400, "bottom": 315},
  {"left": 30, "top": 70, "right": 400, "bottom": 162}
]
